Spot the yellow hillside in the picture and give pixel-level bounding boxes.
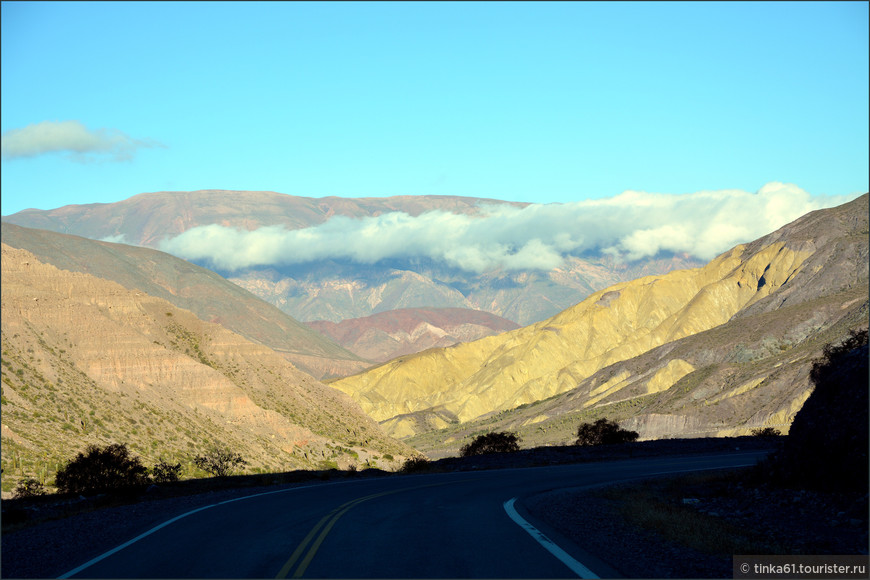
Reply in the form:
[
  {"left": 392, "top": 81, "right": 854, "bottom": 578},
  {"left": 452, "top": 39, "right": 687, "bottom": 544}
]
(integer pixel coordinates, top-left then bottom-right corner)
[{"left": 332, "top": 240, "right": 811, "bottom": 436}]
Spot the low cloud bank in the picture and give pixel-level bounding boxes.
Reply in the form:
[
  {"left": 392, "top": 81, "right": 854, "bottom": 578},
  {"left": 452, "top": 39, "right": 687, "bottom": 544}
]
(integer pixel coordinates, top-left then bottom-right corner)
[
  {"left": 159, "top": 183, "right": 860, "bottom": 273},
  {"left": 1, "top": 120, "right": 164, "bottom": 162}
]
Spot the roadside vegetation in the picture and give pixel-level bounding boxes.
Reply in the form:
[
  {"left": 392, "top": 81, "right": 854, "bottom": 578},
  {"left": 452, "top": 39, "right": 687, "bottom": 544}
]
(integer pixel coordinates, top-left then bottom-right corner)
[
  {"left": 460, "top": 431, "right": 521, "bottom": 456},
  {"left": 574, "top": 418, "right": 639, "bottom": 446}
]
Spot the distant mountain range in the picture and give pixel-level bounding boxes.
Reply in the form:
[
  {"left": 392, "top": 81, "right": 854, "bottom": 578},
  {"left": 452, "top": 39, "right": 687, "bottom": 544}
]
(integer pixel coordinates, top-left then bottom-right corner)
[
  {"left": 2, "top": 190, "right": 865, "bottom": 475},
  {"left": 306, "top": 308, "right": 520, "bottom": 363},
  {"left": 2, "top": 190, "right": 704, "bottom": 326},
  {"left": 330, "top": 195, "right": 869, "bottom": 455},
  {"left": 1, "top": 243, "right": 415, "bottom": 487}
]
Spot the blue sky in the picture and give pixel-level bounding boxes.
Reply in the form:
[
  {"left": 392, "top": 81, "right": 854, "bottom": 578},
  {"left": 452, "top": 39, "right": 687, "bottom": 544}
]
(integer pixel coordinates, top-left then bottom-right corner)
[{"left": 1, "top": 1, "right": 868, "bottom": 216}]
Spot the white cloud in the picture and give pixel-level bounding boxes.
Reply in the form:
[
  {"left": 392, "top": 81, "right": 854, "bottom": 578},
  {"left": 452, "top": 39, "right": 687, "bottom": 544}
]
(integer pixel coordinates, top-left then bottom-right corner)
[
  {"left": 159, "top": 183, "right": 861, "bottom": 273},
  {"left": 99, "top": 234, "right": 128, "bottom": 244},
  {"left": 1, "top": 120, "right": 164, "bottom": 162}
]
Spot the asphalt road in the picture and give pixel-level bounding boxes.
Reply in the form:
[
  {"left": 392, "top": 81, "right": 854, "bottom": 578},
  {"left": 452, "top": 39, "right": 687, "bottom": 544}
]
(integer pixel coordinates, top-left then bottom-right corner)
[{"left": 59, "top": 451, "right": 768, "bottom": 579}]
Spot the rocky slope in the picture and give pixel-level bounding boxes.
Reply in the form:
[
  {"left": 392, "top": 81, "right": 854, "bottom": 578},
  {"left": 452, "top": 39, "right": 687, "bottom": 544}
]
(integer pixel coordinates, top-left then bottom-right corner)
[
  {"left": 0, "top": 245, "right": 415, "bottom": 491},
  {"left": 331, "top": 195, "right": 868, "bottom": 446},
  {"left": 306, "top": 308, "right": 520, "bottom": 363},
  {"left": 2, "top": 190, "right": 703, "bottom": 326},
  {"left": 0, "top": 224, "right": 366, "bottom": 379}
]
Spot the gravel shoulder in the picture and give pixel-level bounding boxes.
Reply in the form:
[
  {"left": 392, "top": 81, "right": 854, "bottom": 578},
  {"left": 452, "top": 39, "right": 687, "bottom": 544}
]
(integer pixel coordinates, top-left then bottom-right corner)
[{"left": 524, "top": 470, "right": 869, "bottom": 579}]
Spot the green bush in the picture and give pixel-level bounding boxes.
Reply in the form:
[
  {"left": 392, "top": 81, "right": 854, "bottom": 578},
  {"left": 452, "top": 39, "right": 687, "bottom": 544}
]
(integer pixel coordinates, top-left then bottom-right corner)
[
  {"left": 575, "top": 418, "right": 639, "bottom": 446},
  {"left": 13, "top": 478, "right": 46, "bottom": 498},
  {"left": 750, "top": 427, "right": 781, "bottom": 438},
  {"left": 193, "top": 446, "right": 247, "bottom": 477},
  {"left": 400, "top": 456, "right": 431, "bottom": 473},
  {"left": 151, "top": 460, "right": 182, "bottom": 483},
  {"left": 460, "top": 431, "right": 521, "bottom": 457},
  {"left": 54, "top": 443, "right": 149, "bottom": 495}
]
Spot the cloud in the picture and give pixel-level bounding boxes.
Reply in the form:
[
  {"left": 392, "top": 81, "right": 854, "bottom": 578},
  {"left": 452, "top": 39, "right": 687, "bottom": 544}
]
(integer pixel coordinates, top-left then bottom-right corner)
[
  {"left": 159, "top": 183, "right": 861, "bottom": 273},
  {"left": 1, "top": 120, "right": 165, "bottom": 162},
  {"left": 99, "top": 234, "right": 128, "bottom": 244}
]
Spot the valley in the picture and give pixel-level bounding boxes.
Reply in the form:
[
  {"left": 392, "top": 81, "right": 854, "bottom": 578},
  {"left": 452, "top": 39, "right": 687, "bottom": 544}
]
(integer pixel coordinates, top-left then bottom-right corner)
[
  {"left": 331, "top": 194, "right": 869, "bottom": 451},
  {"left": 1, "top": 190, "right": 867, "bottom": 494}
]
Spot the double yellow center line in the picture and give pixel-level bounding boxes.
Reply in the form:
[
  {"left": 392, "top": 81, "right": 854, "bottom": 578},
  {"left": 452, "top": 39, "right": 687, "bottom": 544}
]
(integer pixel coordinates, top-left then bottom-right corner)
[{"left": 275, "top": 481, "right": 452, "bottom": 578}]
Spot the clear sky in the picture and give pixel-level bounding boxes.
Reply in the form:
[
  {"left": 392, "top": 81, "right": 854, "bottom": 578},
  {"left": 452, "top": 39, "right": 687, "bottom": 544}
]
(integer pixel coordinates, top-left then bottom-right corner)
[{"left": 1, "top": 1, "right": 868, "bottom": 216}]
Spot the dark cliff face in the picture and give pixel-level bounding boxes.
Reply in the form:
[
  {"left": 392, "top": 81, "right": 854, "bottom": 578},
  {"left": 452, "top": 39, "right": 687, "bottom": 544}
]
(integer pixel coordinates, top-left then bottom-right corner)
[{"left": 773, "top": 330, "right": 869, "bottom": 492}]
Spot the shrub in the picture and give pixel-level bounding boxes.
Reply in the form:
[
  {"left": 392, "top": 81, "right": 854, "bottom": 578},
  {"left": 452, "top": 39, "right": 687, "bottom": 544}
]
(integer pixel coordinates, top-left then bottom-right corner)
[
  {"left": 194, "top": 446, "right": 247, "bottom": 477},
  {"left": 459, "top": 431, "right": 521, "bottom": 457},
  {"left": 13, "top": 478, "right": 46, "bottom": 498},
  {"left": 575, "top": 418, "right": 639, "bottom": 446},
  {"left": 750, "top": 427, "right": 781, "bottom": 438},
  {"left": 151, "top": 460, "right": 182, "bottom": 483},
  {"left": 54, "top": 443, "right": 149, "bottom": 495},
  {"left": 400, "top": 456, "right": 431, "bottom": 473}
]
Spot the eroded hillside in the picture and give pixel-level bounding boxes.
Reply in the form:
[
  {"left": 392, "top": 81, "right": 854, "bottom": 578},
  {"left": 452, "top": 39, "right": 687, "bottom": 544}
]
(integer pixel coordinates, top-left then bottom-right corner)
[
  {"left": 0, "top": 245, "right": 414, "bottom": 490},
  {"left": 306, "top": 307, "right": 520, "bottom": 362},
  {"left": 0, "top": 224, "right": 367, "bottom": 379},
  {"left": 333, "top": 195, "right": 869, "bottom": 446}
]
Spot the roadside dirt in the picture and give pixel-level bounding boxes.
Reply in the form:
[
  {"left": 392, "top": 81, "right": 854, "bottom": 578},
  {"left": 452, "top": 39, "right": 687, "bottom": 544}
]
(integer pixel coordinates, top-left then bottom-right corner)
[{"left": 525, "top": 470, "right": 869, "bottom": 578}]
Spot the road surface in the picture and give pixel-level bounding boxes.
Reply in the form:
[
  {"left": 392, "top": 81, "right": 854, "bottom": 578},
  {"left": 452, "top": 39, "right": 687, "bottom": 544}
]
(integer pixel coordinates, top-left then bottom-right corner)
[{"left": 59, "top": 451, "right": 767, "bottom": 578}]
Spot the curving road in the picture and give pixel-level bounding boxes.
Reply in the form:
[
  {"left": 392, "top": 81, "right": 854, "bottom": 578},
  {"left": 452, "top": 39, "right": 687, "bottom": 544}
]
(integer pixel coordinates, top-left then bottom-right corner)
[{"left": 59, "top": 451, "right": 767, "bottom": 578}]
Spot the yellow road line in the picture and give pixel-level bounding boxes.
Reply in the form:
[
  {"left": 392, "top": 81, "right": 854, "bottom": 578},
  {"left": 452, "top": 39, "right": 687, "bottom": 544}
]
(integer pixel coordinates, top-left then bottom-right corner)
[{"left": 275, "top": 481, "right": 454, "bottom": 578}]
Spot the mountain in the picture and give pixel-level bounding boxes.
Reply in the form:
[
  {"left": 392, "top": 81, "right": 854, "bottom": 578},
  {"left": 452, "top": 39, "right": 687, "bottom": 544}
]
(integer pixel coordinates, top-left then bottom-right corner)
[
  {"left": 330, "top": 195, "right": 869, "bottom": 449},
  {"left": 2, "top": 190, "right": 704, "bottom": 326},
  {"left": 0, "top": 244, "right": 415, "bottom": 488},
  {"left": 0, "top": 223, "right": 366, "bottom": 380},
  {"left": 2, "top": 190, "right": 521, "bottom": 247},
  {"left": 306, "top": 308, "right": 520, "bottom": 363}
]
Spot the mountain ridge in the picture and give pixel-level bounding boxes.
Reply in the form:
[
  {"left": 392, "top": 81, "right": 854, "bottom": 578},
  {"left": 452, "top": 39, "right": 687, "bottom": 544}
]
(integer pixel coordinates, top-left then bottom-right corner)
[
  {"left": 306, "top": 307, "right": 520, "bottom": 363},
  {"left": 332, "top": 195, "right": 869, "bottom": 443},
  {"left": 0, "top": 223, "right": 366, "bottom": 379},
  {"left": 2, "top": 190, "right": 704, "bottom": 326},
  {"left": 1, "top": 244, "right": 415, "bottom": 488}
]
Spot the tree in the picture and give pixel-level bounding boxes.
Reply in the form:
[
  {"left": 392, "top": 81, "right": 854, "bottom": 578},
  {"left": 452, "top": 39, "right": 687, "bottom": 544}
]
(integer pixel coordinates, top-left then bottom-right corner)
[
  {"left": 194, "top": 446, "right": 247, "bottom": 477},
  {"left": 460, "top": 431, "right": 521, "bottom": 457},
  {"left": 575, "top": 418, "right": 639, "bottom": 446},
  {"left": 54, "top": 443, "right": 149, "bottom": 495}
]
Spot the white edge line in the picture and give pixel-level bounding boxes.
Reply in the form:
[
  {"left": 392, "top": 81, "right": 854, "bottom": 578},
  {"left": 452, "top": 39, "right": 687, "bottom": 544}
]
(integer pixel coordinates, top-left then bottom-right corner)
[
  {"left": 57, "top": 504, "right": 215, "bottom": 578},
  {"left": 58, "top": 456, "right": 766, "bottom": 577},
  {"left": 503, "top": 497, "right": 600, "bottom": 579},
  {"left": 56, "top": 480, "right": 350, "bottom": 579}
]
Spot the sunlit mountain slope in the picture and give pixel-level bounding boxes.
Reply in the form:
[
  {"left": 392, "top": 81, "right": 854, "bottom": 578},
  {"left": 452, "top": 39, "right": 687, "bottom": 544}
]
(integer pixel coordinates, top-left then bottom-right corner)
[{"left": 332, "top": 195, "right": 868, "bottom": 441}]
